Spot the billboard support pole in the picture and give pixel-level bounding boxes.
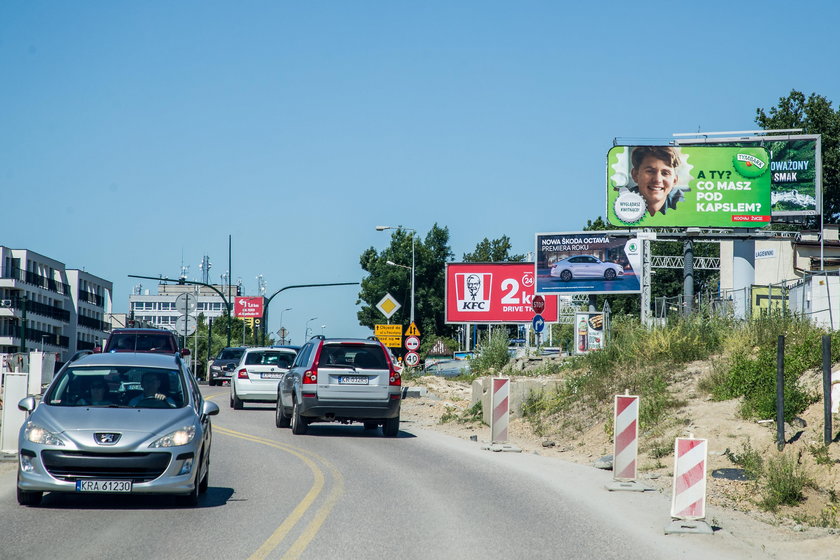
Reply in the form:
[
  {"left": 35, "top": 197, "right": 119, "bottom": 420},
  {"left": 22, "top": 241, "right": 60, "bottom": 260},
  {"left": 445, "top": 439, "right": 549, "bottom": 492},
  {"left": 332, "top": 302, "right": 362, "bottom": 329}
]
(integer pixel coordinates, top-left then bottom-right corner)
[
  {"left": 642, "top": 240, "right": 651, "bottom": 327},
  {"left": 683, "top": 239, "right": 694, "bottom": 314}
]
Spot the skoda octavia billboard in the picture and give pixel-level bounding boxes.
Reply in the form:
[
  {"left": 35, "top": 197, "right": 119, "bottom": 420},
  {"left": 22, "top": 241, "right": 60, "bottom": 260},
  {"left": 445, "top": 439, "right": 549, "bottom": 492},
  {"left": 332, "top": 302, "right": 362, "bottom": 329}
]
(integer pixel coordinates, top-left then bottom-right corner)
[
  {"left": 535, "top": 232, "right": 641, "bottom": 295},
  {"left": 445, "top": 263, "right": 559, "bottom": 324},
  {"left": 607, "top": 145, "right": 772, "bottom": 228}
]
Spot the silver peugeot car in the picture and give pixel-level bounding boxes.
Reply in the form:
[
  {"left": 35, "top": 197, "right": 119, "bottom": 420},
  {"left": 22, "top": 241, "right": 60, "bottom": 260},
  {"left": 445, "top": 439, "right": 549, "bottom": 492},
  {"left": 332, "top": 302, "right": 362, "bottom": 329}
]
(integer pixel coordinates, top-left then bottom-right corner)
[{"left": 16, "top": 351, "right": 219, "bottom": 507}]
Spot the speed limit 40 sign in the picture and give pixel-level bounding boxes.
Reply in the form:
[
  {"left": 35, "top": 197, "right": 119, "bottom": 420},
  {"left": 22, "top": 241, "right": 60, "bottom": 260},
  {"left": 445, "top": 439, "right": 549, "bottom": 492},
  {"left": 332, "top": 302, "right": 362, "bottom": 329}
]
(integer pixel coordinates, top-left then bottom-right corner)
[{"left": 404, "top": 352, "right": 420, "bottom": 367}]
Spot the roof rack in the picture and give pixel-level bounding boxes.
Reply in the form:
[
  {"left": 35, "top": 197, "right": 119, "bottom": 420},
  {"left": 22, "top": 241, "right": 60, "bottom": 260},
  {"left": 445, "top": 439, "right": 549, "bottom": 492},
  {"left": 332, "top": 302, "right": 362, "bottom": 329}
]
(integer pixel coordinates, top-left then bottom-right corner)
[{"left": 310, "top": 334, "right": 325, "bottom": 340}]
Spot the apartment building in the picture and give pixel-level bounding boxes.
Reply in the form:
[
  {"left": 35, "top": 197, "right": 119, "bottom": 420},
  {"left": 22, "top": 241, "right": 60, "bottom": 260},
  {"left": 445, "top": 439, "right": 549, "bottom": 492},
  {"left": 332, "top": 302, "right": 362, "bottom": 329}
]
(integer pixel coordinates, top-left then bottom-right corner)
[{"left": 0, "top": 247, "right": 112, "bottom": 361}]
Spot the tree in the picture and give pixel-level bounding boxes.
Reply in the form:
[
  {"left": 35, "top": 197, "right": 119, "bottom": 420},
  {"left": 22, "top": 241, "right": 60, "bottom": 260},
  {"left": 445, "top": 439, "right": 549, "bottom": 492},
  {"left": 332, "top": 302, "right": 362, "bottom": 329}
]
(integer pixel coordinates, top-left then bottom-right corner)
[
  {"left": 462, "top": 235, "right": 526, "bottom": 262},
  {"left": 357, "top": 224, "right": 455, "bottom": 338},
  {"left": 756, "top": 90, "right": 840, "bottom": 221}
]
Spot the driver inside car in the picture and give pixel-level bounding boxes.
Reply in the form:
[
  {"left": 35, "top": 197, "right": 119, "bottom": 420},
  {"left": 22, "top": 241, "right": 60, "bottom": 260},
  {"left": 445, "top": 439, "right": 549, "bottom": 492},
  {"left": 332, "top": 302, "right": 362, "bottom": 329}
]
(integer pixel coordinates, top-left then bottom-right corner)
[{"left": 129, "top": 371, "right": 176, "bottom": 407}]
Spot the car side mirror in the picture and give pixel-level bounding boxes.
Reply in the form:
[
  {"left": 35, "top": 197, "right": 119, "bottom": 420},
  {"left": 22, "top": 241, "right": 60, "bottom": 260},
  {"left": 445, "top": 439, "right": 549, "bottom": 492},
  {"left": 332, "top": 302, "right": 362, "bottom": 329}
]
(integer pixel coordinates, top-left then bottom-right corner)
[
  {"left": 18, "top": 396, "right": 36, "bottom": 412},
  {"left": 202, "top": 401, "right": 220, "bottom": 417}
]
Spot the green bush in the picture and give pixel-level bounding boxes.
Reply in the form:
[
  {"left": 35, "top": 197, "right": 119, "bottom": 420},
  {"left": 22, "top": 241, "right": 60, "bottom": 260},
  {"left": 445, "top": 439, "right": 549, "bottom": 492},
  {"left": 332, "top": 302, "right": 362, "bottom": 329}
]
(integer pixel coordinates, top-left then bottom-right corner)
[
  {"left": 759, "top": 453, "right": 812, "bottom": 512},
  {"left": 469, "top": 328, "right": 511, "bottom": 374}
]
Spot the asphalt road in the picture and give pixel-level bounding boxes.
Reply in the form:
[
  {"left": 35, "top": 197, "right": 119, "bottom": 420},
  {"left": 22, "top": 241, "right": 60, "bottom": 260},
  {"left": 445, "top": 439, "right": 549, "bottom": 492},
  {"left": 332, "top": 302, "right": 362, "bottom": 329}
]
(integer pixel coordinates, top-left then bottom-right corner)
[{"left": 0, "top": 386, "right": 770, "bottom": 559}]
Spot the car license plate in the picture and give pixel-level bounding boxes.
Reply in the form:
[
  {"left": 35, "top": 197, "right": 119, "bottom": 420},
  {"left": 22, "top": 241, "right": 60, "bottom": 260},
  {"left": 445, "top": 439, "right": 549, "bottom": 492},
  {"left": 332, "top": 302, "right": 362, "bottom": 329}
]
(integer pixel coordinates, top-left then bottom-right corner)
[
  {"left": 338, "top": 376, "right": 368, "bottom": 385},
  {"left": 261, "top": 372, "right": 282, "bottom": 379},
  {"left": 76, "top": 479, "right": 132, "bottom": 493}
]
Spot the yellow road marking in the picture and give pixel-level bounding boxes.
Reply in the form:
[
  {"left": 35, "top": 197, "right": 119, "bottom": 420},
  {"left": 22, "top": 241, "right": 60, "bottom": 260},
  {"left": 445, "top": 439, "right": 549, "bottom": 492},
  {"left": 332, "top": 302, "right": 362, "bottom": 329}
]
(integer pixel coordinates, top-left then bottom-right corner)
[{"left": 213, "top": 425, "right": 343, "bottom": 560}]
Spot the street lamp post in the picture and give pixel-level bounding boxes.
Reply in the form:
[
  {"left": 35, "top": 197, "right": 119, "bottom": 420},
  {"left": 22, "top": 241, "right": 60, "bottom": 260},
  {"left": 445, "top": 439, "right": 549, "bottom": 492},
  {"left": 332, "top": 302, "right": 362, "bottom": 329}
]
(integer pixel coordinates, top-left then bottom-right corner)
[
  {"left": 320, "top": 324, "right": 326, "bottom": 336},
  {"left": 279, "top": 307, "right": 292, "bottom": 344},
  {"left": 41, "top": 334, "right": 49, "bottom": 352},
  {"left": 376, "top": 225, "right": 415, "bottom": 325},
  {"left": 305, "top": 317, "right": 318, "bottom": 340}
]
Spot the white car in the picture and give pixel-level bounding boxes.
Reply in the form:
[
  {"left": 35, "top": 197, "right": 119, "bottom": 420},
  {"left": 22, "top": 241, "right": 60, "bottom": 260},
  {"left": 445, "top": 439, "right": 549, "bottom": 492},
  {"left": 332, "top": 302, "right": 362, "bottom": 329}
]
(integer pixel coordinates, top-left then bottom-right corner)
[
  {"left": 550, "top": 255, "right": 624, "bottom": 281},
  {"left": 230, "top": 347, "right": 298, "bottom": 409}
]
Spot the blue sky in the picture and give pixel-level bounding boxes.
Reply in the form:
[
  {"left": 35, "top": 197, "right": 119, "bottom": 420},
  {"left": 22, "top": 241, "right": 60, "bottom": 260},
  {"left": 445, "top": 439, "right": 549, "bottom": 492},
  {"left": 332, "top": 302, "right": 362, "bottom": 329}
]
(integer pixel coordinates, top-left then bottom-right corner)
[{"left": 2, "top": 1, "right": 838, "bottom": 343}]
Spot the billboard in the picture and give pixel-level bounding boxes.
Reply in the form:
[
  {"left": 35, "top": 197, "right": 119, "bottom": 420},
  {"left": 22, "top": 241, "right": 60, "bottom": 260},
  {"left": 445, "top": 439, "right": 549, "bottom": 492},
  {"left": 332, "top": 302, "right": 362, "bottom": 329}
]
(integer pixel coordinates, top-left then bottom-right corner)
[
  {"left": 445, "top": 263, "right": 559, "bottom": 324},
  {"left": 574, "top": 312, "right": 605, "bottom": 355},
  {"left": 607, "top": 145, "right": 772, "bottom": 228},
  {"left": 535, "top": 232, "right": 641, "bottom": 295},
  {"left": 677, "top": 135, "right": 819, "bottom": 218},
  {"left": 234, "top": 296, "right": 264, "bottom": 318}
]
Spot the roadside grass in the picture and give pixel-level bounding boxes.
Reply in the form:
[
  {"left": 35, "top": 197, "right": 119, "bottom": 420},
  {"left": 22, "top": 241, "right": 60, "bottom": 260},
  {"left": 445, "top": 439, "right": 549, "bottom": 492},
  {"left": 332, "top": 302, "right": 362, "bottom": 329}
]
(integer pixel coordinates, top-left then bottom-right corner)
[{"left": 440, "top": 401, "right": 482, "bottom": 425}]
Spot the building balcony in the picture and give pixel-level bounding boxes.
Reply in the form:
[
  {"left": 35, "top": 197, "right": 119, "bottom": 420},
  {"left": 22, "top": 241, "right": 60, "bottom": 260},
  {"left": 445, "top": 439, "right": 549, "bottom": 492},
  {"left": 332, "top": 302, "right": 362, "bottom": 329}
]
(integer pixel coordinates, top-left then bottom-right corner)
[
  {"left": 78, "top": 315, "right": 109, "bottom": 331},
  {"left": 1, "top": 268, "right": 70, "bottom": 295}
]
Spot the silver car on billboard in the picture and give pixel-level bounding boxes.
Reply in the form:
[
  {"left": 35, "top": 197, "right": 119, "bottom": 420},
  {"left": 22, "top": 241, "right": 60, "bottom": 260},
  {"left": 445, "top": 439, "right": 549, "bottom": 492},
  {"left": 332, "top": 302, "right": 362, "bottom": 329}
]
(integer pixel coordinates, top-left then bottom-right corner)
[
  {"left": 549, "top": 255, "right": 624, "bottom": 281},
  {"left": 16, "top": 352, "right": 219, "bottom": 507}
]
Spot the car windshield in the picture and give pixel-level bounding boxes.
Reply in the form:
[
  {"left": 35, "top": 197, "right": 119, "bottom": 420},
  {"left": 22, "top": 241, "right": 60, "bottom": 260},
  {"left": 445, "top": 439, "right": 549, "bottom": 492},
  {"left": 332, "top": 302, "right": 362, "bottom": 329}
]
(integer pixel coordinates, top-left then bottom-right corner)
[
  {"left": 44, "top": 366, "right": 186, "bottom": 408},
  {"left": 244, "top": 350, "right": 295, "bottom": 368},
  {"left": 218, "top": 348, "right": 245, "bottom": 361}
]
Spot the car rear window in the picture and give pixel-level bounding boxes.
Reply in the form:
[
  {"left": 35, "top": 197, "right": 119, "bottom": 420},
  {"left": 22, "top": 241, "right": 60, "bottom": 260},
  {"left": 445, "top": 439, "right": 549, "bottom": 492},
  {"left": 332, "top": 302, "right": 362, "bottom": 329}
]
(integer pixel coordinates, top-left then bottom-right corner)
[
  {"left": 107, "top": 333, "right": 176, "bottom": 353},
  {"left": 218, "top": 349, "right": 245, "bottom": 360},
  {"left": 318, "top": 345, "right": 387, "bottom": 369},
  {"left": 245, "top": 350, "right": 296, "bottom": 367}
]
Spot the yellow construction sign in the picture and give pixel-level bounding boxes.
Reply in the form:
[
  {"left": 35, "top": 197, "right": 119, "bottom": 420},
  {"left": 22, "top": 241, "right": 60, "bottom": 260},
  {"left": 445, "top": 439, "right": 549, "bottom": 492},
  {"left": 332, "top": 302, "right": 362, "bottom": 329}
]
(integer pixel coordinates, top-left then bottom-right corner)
[
  {"left": 374, "top": 324, "right": 403, "bottom": 348},
  {"left": 406, "top": 322, "right": 421, "bottom": 337}
]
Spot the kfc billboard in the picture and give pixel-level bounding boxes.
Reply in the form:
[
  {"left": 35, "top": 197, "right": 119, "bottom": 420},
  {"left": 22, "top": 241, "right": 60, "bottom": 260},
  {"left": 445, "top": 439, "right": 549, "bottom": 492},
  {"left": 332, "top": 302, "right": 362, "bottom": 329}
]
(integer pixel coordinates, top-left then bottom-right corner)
[
  {"left": 234, "top": 296, "right": 264, "bottom": 318},
  {"left": 445, "top": 263, "right": 559, "bottom": 324}
]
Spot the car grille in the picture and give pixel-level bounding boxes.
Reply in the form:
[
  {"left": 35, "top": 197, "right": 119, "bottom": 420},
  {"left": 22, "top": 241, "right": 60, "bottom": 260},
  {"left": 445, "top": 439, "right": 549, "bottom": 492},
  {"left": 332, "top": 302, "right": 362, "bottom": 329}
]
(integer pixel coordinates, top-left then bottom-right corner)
[{"left": 41, "top": 450, "right": 172, "bottom": 483}]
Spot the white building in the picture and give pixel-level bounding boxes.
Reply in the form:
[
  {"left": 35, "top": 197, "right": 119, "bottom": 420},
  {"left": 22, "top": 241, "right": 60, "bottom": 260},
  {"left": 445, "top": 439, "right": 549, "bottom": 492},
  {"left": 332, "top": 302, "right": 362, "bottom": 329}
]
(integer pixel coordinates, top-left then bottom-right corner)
[
  {"left": 128, "top": 283, "right": 239, "bottom": 329},
  {"left": 0, "top": 247, "right": 112, "bottom": 361}
]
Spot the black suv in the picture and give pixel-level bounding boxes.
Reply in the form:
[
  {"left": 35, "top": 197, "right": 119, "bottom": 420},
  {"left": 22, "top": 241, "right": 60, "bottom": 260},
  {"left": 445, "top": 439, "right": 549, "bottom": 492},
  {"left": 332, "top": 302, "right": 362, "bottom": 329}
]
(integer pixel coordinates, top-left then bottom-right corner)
[
  {"left": 102, "top": 328, "right": 189, "bottom": 357},
  {"left": 276, "top": 337, "right": 402, "bottom": 436},
  {"left": 207, "top": 347, "right": 246, "bottom": 386}
]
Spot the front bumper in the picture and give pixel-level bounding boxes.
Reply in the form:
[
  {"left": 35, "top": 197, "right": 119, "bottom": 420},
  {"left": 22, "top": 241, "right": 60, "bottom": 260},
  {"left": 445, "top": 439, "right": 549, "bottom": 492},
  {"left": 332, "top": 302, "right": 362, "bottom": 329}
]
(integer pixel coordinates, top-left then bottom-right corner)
[{"left": 18, "top": 445, "right": 201, "bottom": 495}]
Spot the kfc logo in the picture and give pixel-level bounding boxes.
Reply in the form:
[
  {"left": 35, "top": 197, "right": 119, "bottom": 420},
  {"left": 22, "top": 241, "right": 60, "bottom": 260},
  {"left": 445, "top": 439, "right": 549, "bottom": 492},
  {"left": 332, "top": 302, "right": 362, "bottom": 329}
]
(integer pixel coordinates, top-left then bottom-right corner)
[{"left": 455, "top": 273, "right": 492, "bottom": 311}]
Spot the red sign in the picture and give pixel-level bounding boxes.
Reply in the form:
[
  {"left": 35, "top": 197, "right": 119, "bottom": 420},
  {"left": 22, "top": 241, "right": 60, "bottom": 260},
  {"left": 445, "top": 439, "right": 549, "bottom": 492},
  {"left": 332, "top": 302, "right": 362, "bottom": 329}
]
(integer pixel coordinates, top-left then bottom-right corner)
[
  {"left": 234, "top": 297, "right": 265, "bottom": 318},
  {"left": 445, "top": 263, "right": 559, "bottom": 324},
  {"left": 532, "top": 295, "right": 545, "bottom": 314},
  {"left": 404, "top": 336, "right": 420, "bottom": 351}
]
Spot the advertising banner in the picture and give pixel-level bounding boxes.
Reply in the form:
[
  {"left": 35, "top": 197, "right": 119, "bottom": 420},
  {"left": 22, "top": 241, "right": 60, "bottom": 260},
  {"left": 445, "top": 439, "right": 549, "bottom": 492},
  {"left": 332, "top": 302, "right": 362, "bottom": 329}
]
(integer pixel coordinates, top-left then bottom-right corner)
[
  {"left": 535, "top": 232, "right": 641, "bottom": 295},
  {"left": 234, "top": 296, "right": 264, "bottom": 318},
  {"left": 574, "top": 312, "right": 605, "bottom": 355},
  {"left": 445, "top": 263, "right": 559, "bottom": 324},
  {"left": 607, "top": 145, "right": 772, "bottom": 228},
  {"left": 678, "top": 136, "right": 819, "bottom": 218}
]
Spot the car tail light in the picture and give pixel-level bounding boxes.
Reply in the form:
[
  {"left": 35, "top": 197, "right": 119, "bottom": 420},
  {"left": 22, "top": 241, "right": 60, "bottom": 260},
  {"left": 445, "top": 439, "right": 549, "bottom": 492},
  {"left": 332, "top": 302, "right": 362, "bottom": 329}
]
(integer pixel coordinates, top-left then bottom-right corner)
[
  {"left": 303, "top": 368, "right": 318, "bottom": 384},
  {"left": 237, "top": 368, "right": 248, "bottom": 379},
  {"left": 389, "top": 367, "right": 401, "bottom": 386}
]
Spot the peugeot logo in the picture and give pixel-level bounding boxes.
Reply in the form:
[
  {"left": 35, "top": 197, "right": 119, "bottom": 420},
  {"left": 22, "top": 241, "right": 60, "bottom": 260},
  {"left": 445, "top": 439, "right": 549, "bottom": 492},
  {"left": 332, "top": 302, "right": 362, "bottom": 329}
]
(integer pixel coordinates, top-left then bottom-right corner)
[{"left": 94, "top": 432, "right": 121, "bottom": 445}]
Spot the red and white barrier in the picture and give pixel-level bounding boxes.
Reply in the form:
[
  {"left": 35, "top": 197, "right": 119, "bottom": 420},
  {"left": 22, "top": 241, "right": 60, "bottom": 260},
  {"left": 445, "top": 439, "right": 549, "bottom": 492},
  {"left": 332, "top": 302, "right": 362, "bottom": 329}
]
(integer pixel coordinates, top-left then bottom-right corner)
[
  {"left": 613, "top": 395, "right": 639, "bottom": 481},
  {"left": 670, "top": 437, "right": 708, "bottom": 520},
  {"left": 490, "top": 377, "right": 510, "bottom": 443}
]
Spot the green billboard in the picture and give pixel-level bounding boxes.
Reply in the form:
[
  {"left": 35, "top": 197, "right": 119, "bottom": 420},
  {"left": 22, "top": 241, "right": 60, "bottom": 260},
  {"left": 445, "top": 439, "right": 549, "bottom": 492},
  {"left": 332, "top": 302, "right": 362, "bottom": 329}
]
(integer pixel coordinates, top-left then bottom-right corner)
[{"left": 606, "top": 145, "right": 772, "bottom": 228}]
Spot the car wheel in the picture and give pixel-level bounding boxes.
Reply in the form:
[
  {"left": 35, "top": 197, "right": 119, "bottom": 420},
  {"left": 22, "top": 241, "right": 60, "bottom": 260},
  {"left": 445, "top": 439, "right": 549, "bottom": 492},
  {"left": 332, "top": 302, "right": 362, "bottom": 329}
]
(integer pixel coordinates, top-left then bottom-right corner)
[
  {"left": 17, "top": 486, "right": 42, "bottom": 506},
  {"left": 560, "top": 270, "right": 572, "bottom": 281},
  {"left": 229, "top": 392, "right": 234, "bottom": 408},
  {"left": 177, "top": 472, "right": 200, "bottom": 507},
  {"left": 604, "top": 269, "right": 616, "bottom": 280},
  {"left": 198, "top": 459, "right": 209, "bottom": 494},
  {"left": 382, "top": 415, "right": 399, "bottom": 437},
  {"left": 363, "top": 422, "right": 379, "bottom": 430},
  {"left": 233, "top": 389, "right": 244, "bottom": 410},
  {"left": 208, "top": 379, "right": 217, "bottom": 387},
  {"left": 275, "top": 399, "right": 291, "bottom": 428},
  {"left": 291, "top": 400, "right": 308, "bottom": 435}
]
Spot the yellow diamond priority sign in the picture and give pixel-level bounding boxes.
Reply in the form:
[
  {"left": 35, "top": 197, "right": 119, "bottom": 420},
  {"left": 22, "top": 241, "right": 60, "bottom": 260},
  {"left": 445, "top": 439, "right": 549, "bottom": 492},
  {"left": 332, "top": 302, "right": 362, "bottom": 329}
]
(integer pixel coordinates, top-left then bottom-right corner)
[{"left": 376, "top": 293, "right": 401, "bottom": 320}]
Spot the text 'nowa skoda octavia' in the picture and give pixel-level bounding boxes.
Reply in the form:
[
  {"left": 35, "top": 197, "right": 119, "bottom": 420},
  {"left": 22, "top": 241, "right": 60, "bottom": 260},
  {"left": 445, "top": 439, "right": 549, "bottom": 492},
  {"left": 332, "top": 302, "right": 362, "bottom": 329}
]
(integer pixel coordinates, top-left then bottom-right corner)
[{"left": 16, "top": 352, "right": 219, "bottom": 507}]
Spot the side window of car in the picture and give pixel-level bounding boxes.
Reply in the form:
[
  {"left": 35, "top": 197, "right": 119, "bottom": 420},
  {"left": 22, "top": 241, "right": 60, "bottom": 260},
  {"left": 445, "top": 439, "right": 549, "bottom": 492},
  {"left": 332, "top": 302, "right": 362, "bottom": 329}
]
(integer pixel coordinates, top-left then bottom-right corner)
[{"left": 293, "top": 344, "right": 311, "bottom": 368}]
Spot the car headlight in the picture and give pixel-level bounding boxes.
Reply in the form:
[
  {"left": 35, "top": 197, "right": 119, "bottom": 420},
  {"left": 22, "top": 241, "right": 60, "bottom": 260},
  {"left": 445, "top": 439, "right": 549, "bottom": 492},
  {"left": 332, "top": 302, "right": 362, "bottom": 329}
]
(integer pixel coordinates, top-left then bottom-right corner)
[
  {"left": 149, "top": 426, "right": 196, "bottom": 448},
  {"left": 24, "top": 422, "right": 65, "bottom": 446}
]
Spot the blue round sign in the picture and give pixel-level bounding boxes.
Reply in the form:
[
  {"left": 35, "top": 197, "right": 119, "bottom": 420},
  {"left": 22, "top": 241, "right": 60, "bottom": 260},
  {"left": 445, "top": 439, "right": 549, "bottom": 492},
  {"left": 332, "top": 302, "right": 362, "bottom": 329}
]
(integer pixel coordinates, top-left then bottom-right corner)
[{"left": 532, "top": 314, "right": 545, "bottom": 333}]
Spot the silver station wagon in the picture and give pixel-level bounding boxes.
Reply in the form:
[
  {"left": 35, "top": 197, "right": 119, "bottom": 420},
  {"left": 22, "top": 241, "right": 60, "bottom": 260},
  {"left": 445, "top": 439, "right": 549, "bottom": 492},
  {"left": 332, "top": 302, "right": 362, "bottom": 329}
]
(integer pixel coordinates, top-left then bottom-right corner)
[{"left": 16, "top": 352, "right": 219, "bottom": 506}]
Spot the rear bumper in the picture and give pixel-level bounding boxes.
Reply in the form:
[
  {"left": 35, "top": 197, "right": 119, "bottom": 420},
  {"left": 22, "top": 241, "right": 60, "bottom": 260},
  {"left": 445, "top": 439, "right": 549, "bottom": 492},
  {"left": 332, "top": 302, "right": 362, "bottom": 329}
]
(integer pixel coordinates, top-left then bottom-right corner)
[{"left": 298, "top": 396, "right": 401, "bottom": 421}]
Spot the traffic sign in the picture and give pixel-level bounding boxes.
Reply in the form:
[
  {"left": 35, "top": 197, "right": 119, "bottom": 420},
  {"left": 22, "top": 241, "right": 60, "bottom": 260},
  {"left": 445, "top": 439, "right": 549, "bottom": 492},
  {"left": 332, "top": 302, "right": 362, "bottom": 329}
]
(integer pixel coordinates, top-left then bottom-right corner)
[
  {"left": 532, "top": 314, "right": 545, "bottom": 333},
  {"left": 376, "top": 293, "right": 401, "bottom": 319},
  {"left": 175, "top": 315, "right": 197, "bottom": 336},
  {"left": 406, "top": 322, "right": 421, "bottom": 336},
  {"left": 404, "top": 336, "right": 420, "bottom": 352},
  {"left": 374, "top": 324, "right": 403, "bottom": 348},
  {"left": 404, "top": 351, "right": 420, "bottom": 367},
  {"left": 175, "top": 293, "right": 197, "bottom": 315},
  {"left": 531, "top": 295, "right": 545, "bottom": 315}
]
